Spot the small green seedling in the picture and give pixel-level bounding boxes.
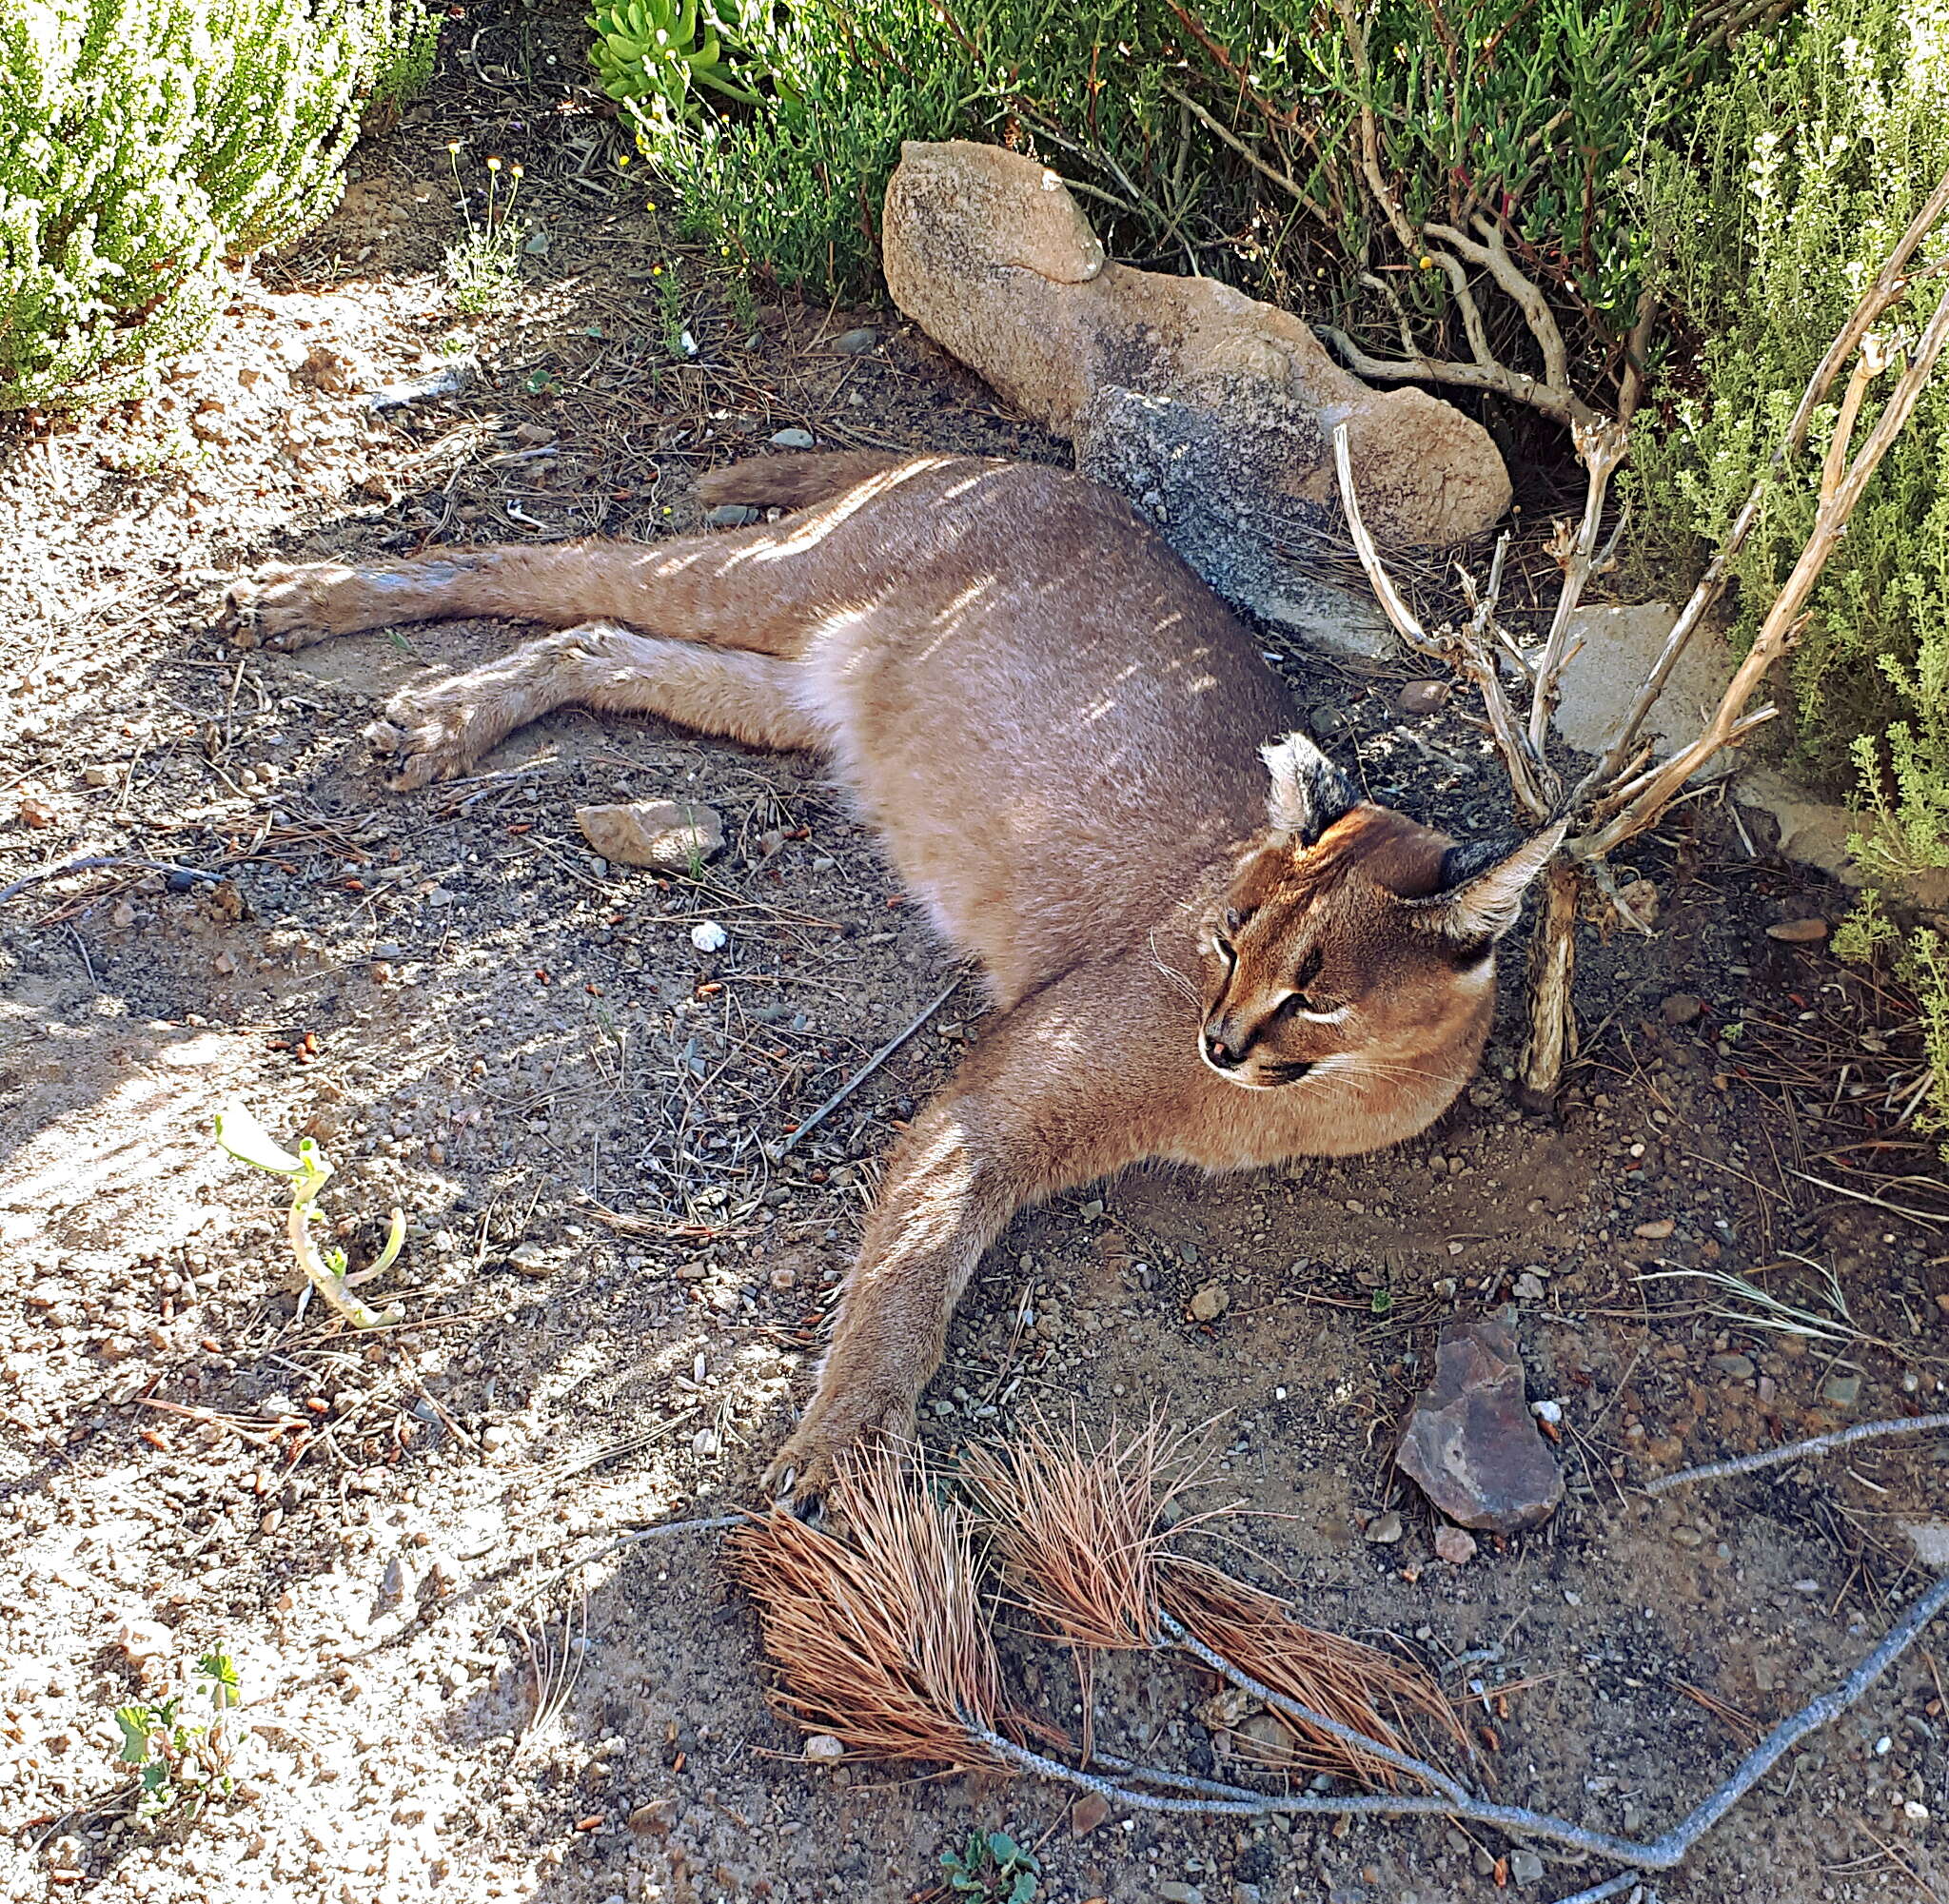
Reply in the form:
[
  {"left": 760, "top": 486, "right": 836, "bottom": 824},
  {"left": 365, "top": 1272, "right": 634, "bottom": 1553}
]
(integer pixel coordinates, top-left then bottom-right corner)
[
  {"left": 114, "top": 1650, "right": 242, "bottom": 1826},
  {"left": 214, "top": 1101, "right": 405, "bottom": 1328},
  {"left": 940, "top": 1829, "right": 1040, "bottom": 1903}
]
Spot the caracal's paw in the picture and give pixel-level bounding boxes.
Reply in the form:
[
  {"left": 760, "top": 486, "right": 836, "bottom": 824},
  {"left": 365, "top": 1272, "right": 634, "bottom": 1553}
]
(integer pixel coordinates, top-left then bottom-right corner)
[
  {"left": 364, "top": 681, "right": 496, "bottom": 792},
  {"left": 219, "top": 565, "right": 350, "bottom": 652},
  {"left": 764, "top": 1378, "right": 919, "bottom": 1509}
]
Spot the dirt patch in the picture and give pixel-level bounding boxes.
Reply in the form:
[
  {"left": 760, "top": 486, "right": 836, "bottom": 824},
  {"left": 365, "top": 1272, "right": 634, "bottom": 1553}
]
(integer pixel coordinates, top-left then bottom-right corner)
[{"left": 4, "top": 16, "right": 1949, "bottom": 1904}]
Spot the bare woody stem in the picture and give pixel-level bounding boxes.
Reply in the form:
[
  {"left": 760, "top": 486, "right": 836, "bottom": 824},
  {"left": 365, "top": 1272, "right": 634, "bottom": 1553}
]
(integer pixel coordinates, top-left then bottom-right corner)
[
  {"left": 1330, "top": 424, "right": 1552, "bottom": 822},
  {"left": 961, "top": 1572, "right": 1949, "bottom": 1882}
]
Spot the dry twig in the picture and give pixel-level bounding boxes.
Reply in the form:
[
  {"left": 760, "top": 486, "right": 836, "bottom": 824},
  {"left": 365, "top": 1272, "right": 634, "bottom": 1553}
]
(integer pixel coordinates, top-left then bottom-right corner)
[{"left": 1644, "top": 1412, "right": 1949, "bottom": 1496}]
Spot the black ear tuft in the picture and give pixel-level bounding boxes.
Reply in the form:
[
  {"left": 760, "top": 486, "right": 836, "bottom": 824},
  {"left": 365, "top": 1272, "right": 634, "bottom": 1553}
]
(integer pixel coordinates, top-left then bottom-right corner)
[
  {"left": 1261, "top": 732, "right": 1359, "bottom": 846},
  {"left": 1415, "top": 819, "right": 1568, "bottom": 947},
  {"left": 1439, "top": 835, "right": 1522, "bottom": 890}
]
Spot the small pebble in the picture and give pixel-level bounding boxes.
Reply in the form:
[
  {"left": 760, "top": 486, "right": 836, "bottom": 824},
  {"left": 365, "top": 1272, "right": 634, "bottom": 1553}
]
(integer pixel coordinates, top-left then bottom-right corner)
[
  {"left": 1364, "top": 1510, "right": 1404, "bottom": 1545},
  {"left": 769, "top": 427, "right": 816, "bottom": 448},
  {"left": 690, "top": 920, "right": 728, "bottom": 952},
  {"left": 1766, "top": 916, "right": 1828, "bottom": 942},
  {"left": 1188, "top": 1283, "right": 1229, "bottom": 1323},
  {"left": 1433, "top": 1523, "right": 1476, "bottom": 1565},
  {"left": 1158, "top": 1885, "right": 1204, "bottom": 1904},
  {"left": 803, "top": 1734, "right": 845, "bottom": 1761},
  {"left": 832, "top": 327, "right": 877, "bottom": 354},
  {"left": 1396, "top": 679, "right": 1448, "bottom": 716},
  {"left": 1661, "top": 992, "right": 1703, "bottom": 1026},
  {"left": 705, "top": 503, "right": 760, "bottom": 528}
]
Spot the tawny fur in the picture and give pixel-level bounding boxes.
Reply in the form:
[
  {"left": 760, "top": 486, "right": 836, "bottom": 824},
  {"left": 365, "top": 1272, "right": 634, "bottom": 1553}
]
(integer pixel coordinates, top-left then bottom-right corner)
[{"left": 221, "top": 452, "right": 1560, "bottom": 1499}]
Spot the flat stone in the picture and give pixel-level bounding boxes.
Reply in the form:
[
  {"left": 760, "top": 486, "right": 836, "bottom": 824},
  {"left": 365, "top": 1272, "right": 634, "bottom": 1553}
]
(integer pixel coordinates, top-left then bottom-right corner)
[
  {"left": 1432, "top": 1522, "right": 1476, "bottom": 1565},
  {"left": 769, "top": 427, "right": 816, "bottom": 448},
  {"left": 1158, "top": 1885, "right": 1205, "bottom": 1904},
  {"left": 802, "top": 1734, "right": 845, "bottom": 1761},
  {"left": 1395, "top": 1318, "right": 1564, "bottom": 1532},
  {"left": 1708, "top": 1353, "right": 1756, "bottom": 1379},
  {"left": 1822, "top": 1371, "right": 1862, "bottom": 1407},
  {"left": 1070, "top": 1791, "right": 1112, "bottom": 1836},
  {"left": 1396, "top": 679, "right": 1449, "bottom": 716},
  {"left": 1766, "top": 915, "right": 1829, "bottom": 943},
  {"left": 1661, "top": 992, "right": 1703, "bottom": 1026},
  {"left": 833, "top": 326, "right": 878, "bottom": 354},
  {"left": 575, "top": 798, "right": 725, "bottom": 870},
  {"left": 1508, "top": 1851, "right": 1545, "bottom": 1885},
  {"left": 705, "top": 503, "right": 760, "bottom": 528},
  {"left": 1364, "top": 1509, "right": 1404, "bottom": 1545}
]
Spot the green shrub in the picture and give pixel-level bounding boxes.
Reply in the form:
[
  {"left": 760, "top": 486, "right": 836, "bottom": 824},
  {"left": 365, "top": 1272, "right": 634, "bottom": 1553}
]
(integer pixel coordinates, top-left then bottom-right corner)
[
  {"left": 0, "top": 0, "right": 440, "bottom": 410},
  {"left": 619, "top": 0, "right": 1769, "bottom": 388},
  {"left": 1629, "top": 0, "right": 1949, "bottom": 796}
]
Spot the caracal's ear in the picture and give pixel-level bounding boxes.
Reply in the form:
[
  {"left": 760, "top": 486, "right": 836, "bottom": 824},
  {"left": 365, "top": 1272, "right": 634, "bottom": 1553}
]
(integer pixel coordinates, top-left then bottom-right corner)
[
  {"left": 1410, "top": 818, "right": 1569, "bottom": 953},
  {"left": 1261, "top": 732, "right": 1359, "bottom": 846}
]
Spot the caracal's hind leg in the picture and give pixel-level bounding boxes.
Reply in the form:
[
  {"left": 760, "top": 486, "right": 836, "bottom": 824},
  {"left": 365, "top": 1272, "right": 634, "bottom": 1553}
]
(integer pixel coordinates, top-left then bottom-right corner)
[
  {"left": 365, "top": 621, "right": 830, "bottom": 789},
  {"left": 220, "top": 526, "right": 821, "bottom": 657}
]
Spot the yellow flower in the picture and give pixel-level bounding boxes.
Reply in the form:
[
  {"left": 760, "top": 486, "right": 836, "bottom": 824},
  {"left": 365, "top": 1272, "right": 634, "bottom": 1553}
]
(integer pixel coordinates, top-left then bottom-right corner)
[
  {"left": 1418, "top": 255, "right": 1433, "bottom": 269},
  {"left": 645, "top": 200, "right": 658, "bottom": 211},
  {"left": 617, "top": 153, "right": 630, "bottom": 167},
  {"left": 486, "top": 156, "right": 502, "bottom": 172}
]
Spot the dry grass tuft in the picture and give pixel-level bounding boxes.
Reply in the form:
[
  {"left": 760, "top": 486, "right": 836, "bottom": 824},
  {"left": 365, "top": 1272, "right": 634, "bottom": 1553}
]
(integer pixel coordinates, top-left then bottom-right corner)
[
  {"left": 725, "top": 1447, "right": 1005, "bottom": 1770},
  {"left": 958, "top": 1408, "right": 1230, "bottom": 1650},
  {"left": 1159, "top": 1557, "right": 1466, "bottom": 1789}
]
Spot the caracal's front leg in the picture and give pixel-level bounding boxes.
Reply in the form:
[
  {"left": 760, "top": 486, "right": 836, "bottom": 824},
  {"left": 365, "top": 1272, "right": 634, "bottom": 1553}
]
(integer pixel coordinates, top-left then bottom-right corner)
[{"left": 767, "top": 959, "right": 1187, "bottom": 1502}]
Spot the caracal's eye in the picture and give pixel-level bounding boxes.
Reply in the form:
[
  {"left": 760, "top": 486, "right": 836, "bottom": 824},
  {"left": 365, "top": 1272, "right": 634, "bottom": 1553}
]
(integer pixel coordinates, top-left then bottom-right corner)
[{"left": 1223, "top": 907, "right": 1247, "bottom": 933}]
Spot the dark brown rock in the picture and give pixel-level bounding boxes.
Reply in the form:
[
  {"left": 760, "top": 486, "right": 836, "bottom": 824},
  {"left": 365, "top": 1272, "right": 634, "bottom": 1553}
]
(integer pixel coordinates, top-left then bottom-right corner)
[{"left": 1395, "top": 1318, "right": 1563, "bottom": 1532}]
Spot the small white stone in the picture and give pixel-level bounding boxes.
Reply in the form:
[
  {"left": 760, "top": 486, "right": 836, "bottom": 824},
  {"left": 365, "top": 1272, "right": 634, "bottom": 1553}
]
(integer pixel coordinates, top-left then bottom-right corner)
[
  {"left": 690, "top": 920, "right": 728, "bottom": 952},
  {"left": 803, "top": 1734, "right": 845, "bottom": 1761}
]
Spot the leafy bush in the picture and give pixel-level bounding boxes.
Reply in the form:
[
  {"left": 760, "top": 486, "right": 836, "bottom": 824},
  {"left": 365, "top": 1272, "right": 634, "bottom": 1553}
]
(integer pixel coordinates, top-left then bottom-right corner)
[
  {"left": 1629, "top": 0, "right": 1949, "bottom": 795},
  {"left": 1628, "top": 0, "right": 1949, "bottom": 1148},
  {"left": 619, "top": 0, "right": 1771, "bottom": 397},
  {"left": 0, "top": 0, "right": 439, "bottom": 409}
]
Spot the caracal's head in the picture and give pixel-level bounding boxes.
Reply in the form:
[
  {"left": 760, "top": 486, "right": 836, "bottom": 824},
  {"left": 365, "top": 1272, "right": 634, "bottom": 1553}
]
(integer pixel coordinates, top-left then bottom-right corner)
[{"left": 1195, "top": 733, "right": 1565, "bottom": 1096}]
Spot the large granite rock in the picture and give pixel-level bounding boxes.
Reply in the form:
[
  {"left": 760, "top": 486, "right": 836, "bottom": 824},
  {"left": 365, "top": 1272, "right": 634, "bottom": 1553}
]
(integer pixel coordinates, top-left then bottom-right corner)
[
  {"left": 881, "top": 141, "right": 1511, "bottom": 651},
  {"left": 1395, "top": 1317, "right": 1563, "bottom": 1533}
]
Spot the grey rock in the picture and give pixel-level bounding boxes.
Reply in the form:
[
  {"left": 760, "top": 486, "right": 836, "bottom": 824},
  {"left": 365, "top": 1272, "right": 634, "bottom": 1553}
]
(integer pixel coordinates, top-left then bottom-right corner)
[
  {"left": 575, "top": 799, "right": 725, "bottom": 870},
  {"left": 705, "top": 503, "right": 761, "bottom": 528},
  {"left": 769, "top": 426, "right": 816, "bottom": 448},
  {"left": 1364, "top": 1509, "right": 1404, "bottom": 1544},
  {"left": 1395, "top": 1318, "right": 1564, "bottom": 1532},
  {"left": 833, "top": 326, "right": 878, "bottom": 354},
  {"left": 1159, "top": 1886, "right": 1205, "bottom": 1904},
  {"left": 1709, "top": 1352, "right": 1756, "bottom": 1379},
  {"left": 1077, "top": 384, "right": 1395, "bottom": 661},
  {"left": 1188, "top": 1282, "right": 1229, "bottom": 1323},
  {"left": 1822, "top": 1371, "right": 1863, "bottom": 1407},
  {"left": 1661, "top": 992, "right": 1704, "bottom": 1026},
  {"left": 1396, "top": 679, "right": 1449, "bottom": 716},
  {"left": 1508, "top": 1851, "right": 1545, "bottom": 1885},
  {"left": 882, "top": 141, "right": 1510, "bottom": 659}
]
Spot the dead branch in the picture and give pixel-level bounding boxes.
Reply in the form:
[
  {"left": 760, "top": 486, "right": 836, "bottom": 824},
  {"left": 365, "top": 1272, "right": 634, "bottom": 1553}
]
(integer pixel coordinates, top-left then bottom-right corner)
[
  {"left": 1644, "top": 1411, "right": 1949, "bottom": 1496},
  {"left": 961, "top": 1574, "right": 1949, "bottom": 1881},
  {"left": 1331, "top": 423, "right": 1553, "bottom": 820}
]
